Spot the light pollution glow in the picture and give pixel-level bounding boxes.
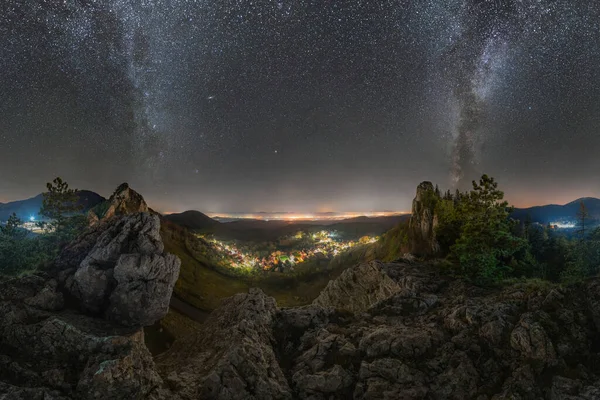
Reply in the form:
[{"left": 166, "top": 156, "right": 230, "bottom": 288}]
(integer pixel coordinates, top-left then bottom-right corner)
[{"left": 201, "top": 211, "right": 409, "bottom": 222}]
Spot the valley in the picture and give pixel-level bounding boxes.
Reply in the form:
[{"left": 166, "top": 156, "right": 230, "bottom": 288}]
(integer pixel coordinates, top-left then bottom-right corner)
[
  {"left": 160, "top": 214, "right": 396, "bottom": 312},
  {"left": 3, "top": 178, "right": 600, "bottom": 399}
]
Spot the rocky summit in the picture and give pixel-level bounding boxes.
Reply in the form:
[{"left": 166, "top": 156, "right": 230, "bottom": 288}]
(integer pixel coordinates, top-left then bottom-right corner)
[
  {"left": 0, "top": 212, "right": 179, "bottom": 399},
  {"left": 154, "top": 261, "right": 600, "bottom": 400},
  {"left": 3, "top": 213, "right": 600, "bottom": 399},
  {"left": 88, "top": 183, "right": 149, "bottom": 226},
  {"left": 408, "top": 181, "right": 440, "bottom": 257}
]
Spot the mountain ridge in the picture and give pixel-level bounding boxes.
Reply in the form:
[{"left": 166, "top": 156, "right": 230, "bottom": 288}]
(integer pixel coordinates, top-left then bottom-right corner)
[
  {"left": 163, "top": 210, "right": 220, "bottom": 230},
  {"left": 0, "top": 190, "right": 105, "bottom": 222},
  {"left": 511, "top": 197, "right": 600, "bottom": 224}
]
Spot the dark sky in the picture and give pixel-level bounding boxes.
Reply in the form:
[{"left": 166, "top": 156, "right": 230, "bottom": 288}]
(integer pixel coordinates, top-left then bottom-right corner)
[{"left": 1, "top": 1, "right": 600, "bottom": 212}]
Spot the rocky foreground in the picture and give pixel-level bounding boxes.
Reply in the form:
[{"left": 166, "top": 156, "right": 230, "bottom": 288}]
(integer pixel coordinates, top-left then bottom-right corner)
[{"left": 3, "top": 213, "right": 600, "bottom": 399}]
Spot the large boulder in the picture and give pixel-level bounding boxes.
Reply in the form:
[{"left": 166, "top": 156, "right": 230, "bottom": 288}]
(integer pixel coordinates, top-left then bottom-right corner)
[
  {"left": 61, "top": 213, "right": 180, "bottom": 326},
  {"left": 0, "top": 277, "right": 176, "bottom": 399},
  {"left": 408, "top": 181, "right": 441, "bottom": 257},
  {"left": 0, "top": 210, "right": 181, "bottom": 399}
]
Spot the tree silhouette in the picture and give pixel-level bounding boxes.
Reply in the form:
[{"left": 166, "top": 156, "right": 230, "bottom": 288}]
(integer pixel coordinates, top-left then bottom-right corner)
[
  {"left": 0, "top": 213, "right": 23, "bottom": 238},
  {"left": 39, "top": 177, "right": 85, "bottom": 238},
  {"left": 576, "top": 200, "right": 588, "bottom": 241},
  {"left": 450, "top": 174, "right": 528, "bottom": 284}
]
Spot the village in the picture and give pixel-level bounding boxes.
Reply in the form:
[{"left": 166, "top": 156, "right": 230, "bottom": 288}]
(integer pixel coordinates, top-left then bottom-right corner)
[{"left": 201, "top": 230, "right": 378, "bottom": 273}]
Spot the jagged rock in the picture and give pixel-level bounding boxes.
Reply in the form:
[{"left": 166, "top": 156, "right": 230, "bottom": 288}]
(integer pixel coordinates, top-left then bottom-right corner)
[
  {"left": 76, "top": 330, "right": 164, "bottom": 400},
  {"left": 0, "top": 302, "right": 170, "bottom": 399},
  {"left": 312, "top": 261, "right": 402, "bottom": 314},
  {"left": 275, "top": 305, "right": 335, "bottom": 332},
  {"left": 408, "top": 181, "right": 441, "bottom": 256},
  {"left": 23, "top": 279, "right": 64, "bottom": 311},
  {"left": 63, "top": 213, "right": 179, "bottom": 326},
  {"left": 6, "top": 207, "right": 600, "bottom": 400},
  {"left": 88, "top": 183, "right": 149, "bottom": 225},
  {"left": 292, "top": 364, "right": 353, "bottom": 397},
  {"left": 510, "top": 312, "right": 557, "bottom": 363},
  {"left": 107, "top": 253, "right": 180, "bottom": 326},
  {"left": 432, "top": 350, "right": 479, "bottom": 399},
  {"left": 156, "top": 288, "right": 292, "bottom": 400},
  {"left": 0, "top": 212, "right": 181, "bottom": 399},
  {"left": 153, "top": 261, "right": 600, "bottom": 399},
  {"left": 359, "top": 325, "right": 444, "bottom": 359},
  {"left": 357, "top": 357, "right": 427, "bottom": 399}
]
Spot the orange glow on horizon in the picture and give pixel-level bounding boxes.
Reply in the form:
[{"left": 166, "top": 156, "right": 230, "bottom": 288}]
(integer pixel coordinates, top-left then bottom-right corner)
[{"left": 204, "top": 211, "right": 409, "bottom": 221}]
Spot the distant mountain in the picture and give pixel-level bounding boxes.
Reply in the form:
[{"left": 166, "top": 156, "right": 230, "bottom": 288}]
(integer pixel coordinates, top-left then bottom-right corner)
[
  {"left": 163, "top": 210, "right": 220, "bottom": 230},
  {"left": 511, "top": 197, "right": 600, "bottom": 224},
  {"left": 331, "top": 215, "right": 410, "bottom": 225},
  {"left": 0, "top": 190, "right": 105, "bottom": 222}
]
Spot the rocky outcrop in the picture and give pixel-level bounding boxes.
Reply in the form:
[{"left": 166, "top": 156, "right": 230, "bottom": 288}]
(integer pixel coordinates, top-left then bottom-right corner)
[
  {"left": 312, "top": 261, "right": 402, "bottom": 314},
  {"left": 156, "top": 288, "right": 291, "bottom": 400},
  {"left": 5, "top": 206, "right": 600, "bottom": 399},
  {"left": 0, "top": 212, "right": 180, "bottom": 399},
  {"left": 57, "top": 213, "right": 180, "bottom": 326},
  {"left": 88, "top": 183, "right": 149, "bottom": 225},
  {"left": 408, "top": 181, "right": 441, "bottom": 256},
  {"left": 152, "top": 261, "right": 600, "bottom": 399}
]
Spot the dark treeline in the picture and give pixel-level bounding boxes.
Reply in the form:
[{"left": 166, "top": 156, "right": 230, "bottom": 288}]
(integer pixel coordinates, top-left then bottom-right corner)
[
  {"left": 0, "top": 178, "right": 86, "bottom": 276},
  {"left": 2, "top": 175, "right": 599, "bottom": 287},
  {"left": 430, "top": 175, "right": 600, "bottom": 285}
]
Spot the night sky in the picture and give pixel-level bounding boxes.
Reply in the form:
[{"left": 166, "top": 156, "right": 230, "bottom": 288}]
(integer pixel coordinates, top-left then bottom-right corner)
[{"left": 1, "top": 1, "right": 600, "bottom": 213}]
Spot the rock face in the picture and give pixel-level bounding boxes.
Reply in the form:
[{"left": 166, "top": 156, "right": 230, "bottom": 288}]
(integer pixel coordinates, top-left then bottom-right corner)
[
  {"left": 59, "top": 212, "right": 180, "bottom": 326},
  {"left": 156, "top": 288, "right": 292, "bottom": 400},
  {"left": 88, "top": 183, "right": 149, "bottom": 225},
  {"left": 0, "top": 212, "right": 180, "bottom": 399},
  {"left": 5, "top": 208, "right": 600, "bottom": 399},
  {"left": 408, "top": 181, "right": 440, "bottom": 256},
  {"left": 153, "top": 261, "right": 600, "bottom": 400},
  {"left": 312, "top": 261, "right": 402, "bottom": 314}
]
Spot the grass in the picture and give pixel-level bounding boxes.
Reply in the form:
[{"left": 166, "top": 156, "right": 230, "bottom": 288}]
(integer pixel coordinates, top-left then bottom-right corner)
[
  {"left": 161, "top": 220, "right": 357, "bottom": 310},
  {"left": 163, "top": 232, "right": 250, "bottom": 311},
  {"left": 160, "top": 309, "right": 202, "bottom": 339},
  {"left": 367, "top": 222, "right": 410, "bottom": 262}
]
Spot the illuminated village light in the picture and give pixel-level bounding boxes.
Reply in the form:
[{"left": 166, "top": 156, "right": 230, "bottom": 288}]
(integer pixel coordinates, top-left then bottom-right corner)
[
  {"left": 203, "top": 230, "right": 378, "bottom": 271},
  {"left": 550, "top": 222, "right": 576, "bottom": 229}
]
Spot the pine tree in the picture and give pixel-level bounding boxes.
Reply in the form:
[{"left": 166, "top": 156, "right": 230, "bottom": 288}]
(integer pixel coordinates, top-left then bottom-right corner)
[
  {"left": 0, "top": 213, "right": 23, "bottom": 237},
  {"left": 454, "top": 189, "right": 462, "bottom": 205},
  {"left": 576, "top": 200, "right": 588, "bottom": 241},
  {"left": 524, "top": 213, "right": 533, "bottom": 240},
  {"left": 443, "top": 190, "right": 453, "bottom": 200},
  {"left": 450, "top": 174, "right": 528, "bottom": 284},
  {"left": 39, "top": 177, "right": 85, "bottom": 238}
]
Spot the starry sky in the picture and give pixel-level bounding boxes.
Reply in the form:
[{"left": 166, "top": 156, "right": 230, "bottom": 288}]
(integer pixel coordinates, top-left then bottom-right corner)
[{"left": 1, "top": 0, "right": 600, "bottom": 213}]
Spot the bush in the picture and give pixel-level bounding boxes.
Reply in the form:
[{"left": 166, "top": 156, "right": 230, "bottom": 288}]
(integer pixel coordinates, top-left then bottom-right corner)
[
  {"left": 369, "top": 222, "right": 409, "bottom": 262},
  {"left": 0, "top": 233, "right": 59, "bottom": 276}
]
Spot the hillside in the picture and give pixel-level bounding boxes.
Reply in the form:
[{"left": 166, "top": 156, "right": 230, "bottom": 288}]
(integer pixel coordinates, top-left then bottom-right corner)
[
  {"left": 511, "top": 197, "right": 600, "bottom": 224},
  {"left": 163, "top": 210, "right": 220, "bottom": 230},
  {"left": 159, "top": 218, "right": 351, "bottom": 311},
  {"left": 7, "top": 213, "right": 600, "bottom": 398},
  {"left": 0, "top": 190, "right": 104, "bottom": 221}
]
